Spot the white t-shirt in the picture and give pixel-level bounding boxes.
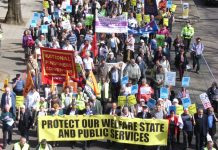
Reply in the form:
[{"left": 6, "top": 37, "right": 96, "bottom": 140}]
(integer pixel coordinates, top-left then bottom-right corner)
[
  {"left": 75, "top": 55, "right": 83, "bottom": 65},
  {"left": 63, "top": 44, "right": 74, "bottom": 50},
  {"left": 126, "top": 37, "right": 135, "bottom": 52},
  {"left": 83, "top": 57, "right": 93, "bottom": 70}
]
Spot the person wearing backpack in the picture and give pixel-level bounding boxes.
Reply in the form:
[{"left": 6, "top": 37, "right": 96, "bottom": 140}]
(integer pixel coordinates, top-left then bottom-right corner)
[{"left": 190, "top": 37, "right": 204, "bottom": 74}]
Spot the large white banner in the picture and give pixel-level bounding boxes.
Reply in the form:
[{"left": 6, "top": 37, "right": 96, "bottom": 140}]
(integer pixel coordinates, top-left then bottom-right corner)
[{"left": 95, "top": 14, "right": 128, "bottom": 33}]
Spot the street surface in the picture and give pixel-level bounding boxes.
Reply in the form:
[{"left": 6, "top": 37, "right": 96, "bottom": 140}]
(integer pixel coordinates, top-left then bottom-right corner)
[{"left": 0, "top": 0, "right": 217, "bottom": 149}]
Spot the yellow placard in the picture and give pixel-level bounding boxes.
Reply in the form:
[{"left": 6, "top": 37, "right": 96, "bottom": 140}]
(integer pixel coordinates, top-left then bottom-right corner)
[
  {"left": 176, "top": 105, "right": 184, "bottom": 115},
  {"left": 43, "top": 0, "right": 49, "bottom": 9},
  {"left": 163, "top": 18, "right": 169, "bottom": 26},
  {"left": 170, "top": 4, "right": 177, "bottom": 12},
  {"left": 16, "top": 96, "right": 24, "bottom": 108},
  {"left": 38, "top": 115, "right": 168, "bottom": 146},
  {"left": 136, "top": 14, "right": 142, "bottom": 23},
  {"left": 118, "top": 96, "right": 126, "bottom": 106},
  {"left": 131, "top": 0, "right": 137, "bottom": 6},
  {"left": 188, "top": 104, "right": 197, "bottom": 115},
  {"left": 127, "top": 95, "right": 137, "bottom": 106},
  {"left": 144, "top": 15, "right": 150, "bottom": 23}
]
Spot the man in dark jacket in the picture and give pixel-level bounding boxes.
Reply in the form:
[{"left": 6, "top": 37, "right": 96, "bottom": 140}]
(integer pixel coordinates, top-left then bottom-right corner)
[
  {"left": 18, "top": 105, "right": 32, "bottom": 141},
  {"left": 106, "top": 102, "right": 121, "bottom": 116},
  {"left": 137, "top": 105, "right": 152, "bottom": 119},
  {"left": 194, "top": 108, "right": 208, "bottom": 150}
]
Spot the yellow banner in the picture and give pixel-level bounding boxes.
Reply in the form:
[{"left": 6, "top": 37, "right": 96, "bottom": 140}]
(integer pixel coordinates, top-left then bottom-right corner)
[
  {"left": 16, "top": 96, "right": 24, "bottom": 108},
  {"left": 176, "top": 105, "right": 184, "bottom": 115},
  {"left": 38, "top": 115, "right": 168, "bottom": 145},
  {"left": 188, "top": 104, "right": 197, "bottom": 115},
  {"left": 163, "top": 18, "right": 169, "bottom": 27}
]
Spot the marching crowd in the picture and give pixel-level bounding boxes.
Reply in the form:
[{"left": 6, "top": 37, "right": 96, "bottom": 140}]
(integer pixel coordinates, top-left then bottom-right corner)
[{"left": 0, "top": 0, "right": 217, "bottom": 150}]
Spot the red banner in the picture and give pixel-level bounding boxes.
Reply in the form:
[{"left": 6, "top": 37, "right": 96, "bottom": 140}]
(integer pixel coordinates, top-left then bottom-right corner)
[{"left": 41, "top": 47, "right": 77, "bottom": 84}]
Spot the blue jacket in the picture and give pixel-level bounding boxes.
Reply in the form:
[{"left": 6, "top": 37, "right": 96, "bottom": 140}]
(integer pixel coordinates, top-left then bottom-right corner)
[{"left": 1, "top": 92, "right": 16, "bottom": 116}]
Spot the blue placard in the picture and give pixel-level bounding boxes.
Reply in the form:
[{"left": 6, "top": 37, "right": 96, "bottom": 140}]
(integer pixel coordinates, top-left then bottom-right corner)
[
  {"left": 160, "top": 87, "right": 169, "bottom": 99},
  {"left": 54, "top": 11, "right": 59, "bottom": 19},
  {"left": 33, "top": 12, "right": 40, "bottom": 20},
  {"left": 41, "top": 25, "right": 48, "bottom": 33},
  {"left": 182, "top": 77, "right": 190, "bottom": 87},
  {"left": 147, "top": 98, "right": 156, "bottom": 109},
  {"left": 167, "top": 0, "right": 172, "bottom": 8},
  {"left": 182, "top": 97, "right": 191, "bottom": 109},
  {"left": 66, "top": 5, "right": 72, "bottom": 13},
  {"left": 121, "top": 76, "right": 129, "bottom": 85},
  {"left": 30, "top": 20, "right": 37, "bottom": 27},
  {"left": 168, "top": 105, "right": 176, "bottom": 114},
  {"left": 131, "top": 84, "right": 138, "bottom": 95},
  {"left": 47, "top": 15, "right": 52, "bottom": 23}
]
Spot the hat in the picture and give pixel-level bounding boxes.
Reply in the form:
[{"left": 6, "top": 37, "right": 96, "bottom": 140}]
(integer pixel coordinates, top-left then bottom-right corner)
[
  {"left": 173, "top": 98, "right": 179, "bottom": 103},
  {"left": 158, "top": 98, "right": 164, "bottom": 101},
  {"left": 140, "top": 39, "right": 144, "bottom": 43}
]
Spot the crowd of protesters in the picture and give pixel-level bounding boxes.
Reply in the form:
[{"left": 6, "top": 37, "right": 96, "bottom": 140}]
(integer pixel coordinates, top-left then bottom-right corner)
[{"left": 0, "top": 0, "right": 217, "bottom": 150}]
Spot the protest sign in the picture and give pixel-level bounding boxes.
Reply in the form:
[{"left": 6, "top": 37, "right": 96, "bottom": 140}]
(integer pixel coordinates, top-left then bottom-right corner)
[
  {"left": 160, "top": 87, "right": 169, "bottom": 99},
  {"left": 144, "top": 15, "right": 150, "bottom": 23},
  {"left": 66, "top": 5, "right": 72, "bottom": 13},
  {"left": 182, "top": 3, "right": 189, "bottom": 19},
  {"left": 41, "top": 47, "right": 77, "bottom": 84},
  {"left": 118, "top": 96, "right": 126, "bottom": 106},
  {"left": 16, "top": 96, "right": 24, "bottom": 108},
  {"left": 140, "top": 86, "right": 151, "bottom": 94},
  {"left": 85, "top": 14, "right": 94, "bottom": 26},
  {"left": 62, "top": 20, "right": 72, "bottom": 30},
  {"left": 170, "top": 4, "right": 177, "bottom": 12},
  {"left": 131, "top": 84, "right": 138, "bottom": 95},
  {"left": 38, "top": 115, "right": 168, "bottom": 146},
  {"left": 144, "top": 0, "right": 158, "bottom": 16},
  {"left": 163, "top": 18, "right": 169, "bottom": 27},
  {"left": 131, "top": 0, "right": 137, "bottom": 6},
  {"left": 33, "top": 12, "right": 40, "bottom": 20},
  {"left": 176, "top": 105, "right": 184, "bottom": 115},
  {"left": 41, "top": 25, "right": 48, "bottom": 33},
  {"left": 136, "top": 14, "right": 142, "bottom": 23},
  {"left": 128, "top": 95, "right": 137, "bottom": 106},
  {"left": 121, "top": 76, "right": 129, "bottom": 85},
  {"left": 156, "top": 34, "right": 165, "bottom": 47},
  {"left": 188, "top": 104, "right": 197, "bottom": 115},
  {"left": 199, "top": 93, "right": 212, "bottom": 109},
  {"left": 169, "top": 105, "right": 176, "bottom": 114},
  {"left": 165, "top": 72, "right": 176, "bottom": 86},
  {"left": 182, "top": 77, "right": 190, "bottom": 87},
  {"left": 30, "top": 20, "right": 37, "bottom": 27},
  {"left": 147, "top": 98, "right": 156, "bottom": 109},
  {"left": 167, "top": 0, "right": 172, "bottom": 8},
  {"left": 182, "top": 97, "right": 191, "bottom": 109},
  {"left": 95, "top": 14, "right": 128, "bottom": 33},
  {"left": 43, "top": 0, "right": 49, "bottom": 8}
]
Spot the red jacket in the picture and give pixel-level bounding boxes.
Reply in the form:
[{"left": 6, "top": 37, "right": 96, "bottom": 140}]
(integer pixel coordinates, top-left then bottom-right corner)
[
  {"left": 137, "top": 84, "right": 154, "bottom": 102},
  {"left": 167, "top": 115, "right": 179, "bottom": 135}
]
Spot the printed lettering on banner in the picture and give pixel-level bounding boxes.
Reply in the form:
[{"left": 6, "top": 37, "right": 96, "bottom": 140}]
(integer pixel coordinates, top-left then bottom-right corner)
[{"left": 199, "top": 93, "right": 212, "bottom": 109}]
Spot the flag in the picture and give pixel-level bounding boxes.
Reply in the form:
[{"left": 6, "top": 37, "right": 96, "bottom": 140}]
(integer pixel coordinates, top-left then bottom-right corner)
[
  {"left": 51, "top": 77, "right": 55, "bottom": 92},
  {"left": 63, "top": 71, "right": 70, "bottom": 89},
  {"left": 86, "top": 71, "right": 100, "bottom": 96},
  {"left": 23, "top": 71, "right": 34, "bottom": 97},
  {"left": 144, "top": 20, "right": 159, "bottom": 32},
  {"left": 1, "top": 79, "right": 8, "bottom": 92},
  {"left": 91, "top": 33, "right": 98, "bottom": 58}
]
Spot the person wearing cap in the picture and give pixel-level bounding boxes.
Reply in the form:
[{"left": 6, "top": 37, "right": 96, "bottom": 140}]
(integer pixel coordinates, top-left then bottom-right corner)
[
  {"left": 181, "top": 20, "right": 195, "bottom": 51},
  {"left": 1, "top": 87, "right": 16, "bottom": 116},
  {"left": 17, "top": 105, "right": 32, "bottom": 142},
  {"left": 190, "top": 37, "right": 204, "bottom": 74},
  {"left": 12, "top": 74, "right": 25, "bottom": 96},
  {"left": 181, "top": 109, "right": 194, "bottom": 149},
  {"left": 13, "top": 137, "right": 30, "bottom": 150},
  {"left": 36, "top": 139, "right": 53, "bottom": 150},
  {"left": 174, "top": 47, "right": 188, "bottom": 81},
  {"left": 0, "top": 104, "right": 15, "bottom": 149}
]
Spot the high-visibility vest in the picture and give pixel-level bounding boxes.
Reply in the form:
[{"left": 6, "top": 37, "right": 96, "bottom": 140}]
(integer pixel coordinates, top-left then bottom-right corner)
[
  {"left": 39, "top": 144, "right": 50, "bottom": 150},
  {"left": 204, "top": 147, "right": 216, "bottom": 150},
  {"left": 181, "top": 26, "right": 194, "bottom": 39},
  {"left": 14, "top": 142, "right": 29, "bottom": 150}
]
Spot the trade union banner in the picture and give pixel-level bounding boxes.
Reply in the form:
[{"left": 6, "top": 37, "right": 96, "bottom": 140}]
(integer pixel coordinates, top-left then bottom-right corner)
[
  {"left": 95, "top": 14, "right": 128, "bottom": 33},
  {"left": 38, "top": 115, "right": 168, "bottom": 146},
  {"left": 41, "top": 47, "right": 77, "bottom": 84}
]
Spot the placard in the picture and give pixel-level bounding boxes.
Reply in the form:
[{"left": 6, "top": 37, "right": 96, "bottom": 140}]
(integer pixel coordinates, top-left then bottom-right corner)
[
  {"left": 30, "top": 20, "right": 37, "bottom": 27},
  {"left": 182, "top": 97, "right": 191, "bottom": 109},
  {"left": 127, "top": 95, "right": 137, "bottom": 106},
  {"left": 188, "top": 104, "right": 197, "bottom": 115},
  {"left": 121, "top": 76, "right": 129, "bottom": 85},
  {"left": 140, "top": 86, "right": 151, "bottom": 94},
  {"left": 176, "top": 105, "right": 184, "bottom": 115},
  {"left": 199, "top": 93, "right": 212, "bottom": 109},
  {"left": 131, "top": 84, "right": 138, "bottom": 95},
  {"left": 182, "top": 3, "right": 189, "bottom": 19},
  {"left": 160, "top": 87, "right": 169, "bottom": 99},
  {"left": 165, "top": 72, "right": 176, "bottom": 86},
  {"left": 41, "top": 25, "right": 48, "bottom": 33},
  {"left": 118, "top": 96, "right": 126, "bottom": 106},
  {"left": 182, "top": 77, "right": 190, "bottom": 87},
  {"left": 66, "top": 5, "right": 72, "bottom": 13},
  {"left": 147, "top": 98, "right": 156, "bottom": 109},
  {"left": 144, "top": 15, "right": 150, "bottom": 23}
]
